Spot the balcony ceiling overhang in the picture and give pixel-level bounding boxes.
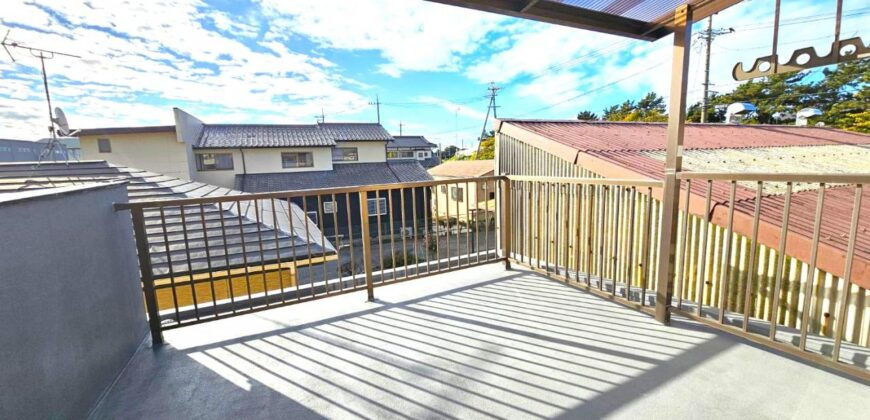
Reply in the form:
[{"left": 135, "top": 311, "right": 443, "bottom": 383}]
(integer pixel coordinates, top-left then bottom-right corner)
[{"left": 425, "top": 0, "right": 742, "bottom": 41}]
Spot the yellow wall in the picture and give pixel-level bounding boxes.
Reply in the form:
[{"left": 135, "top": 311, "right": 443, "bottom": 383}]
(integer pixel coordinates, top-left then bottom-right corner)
[
  {"left": 430, "top": 177, "right": 494, "bottom": 219},
  {"left": 80, "top": 132, "right": 190, "bottom": 179}
]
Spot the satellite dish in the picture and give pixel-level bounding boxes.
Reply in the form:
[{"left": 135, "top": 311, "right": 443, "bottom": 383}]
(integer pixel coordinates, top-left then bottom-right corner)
[{"left": 53, "top": 107, "right": 71, "bottom": 136}]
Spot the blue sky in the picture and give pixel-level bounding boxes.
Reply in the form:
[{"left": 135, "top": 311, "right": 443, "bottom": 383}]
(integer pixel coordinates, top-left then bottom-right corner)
[{"left": 1, "top": 0, "right": 867, "bottom": 147}]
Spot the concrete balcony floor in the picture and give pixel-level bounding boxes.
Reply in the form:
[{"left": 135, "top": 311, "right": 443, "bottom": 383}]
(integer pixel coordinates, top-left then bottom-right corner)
[{"left": 92, "top": 264, "right": 869, "bottom": 419}]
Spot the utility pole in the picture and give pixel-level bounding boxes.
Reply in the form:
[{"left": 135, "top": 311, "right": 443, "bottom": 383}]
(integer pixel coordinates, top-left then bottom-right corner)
[
  {"left": 398, "top": 121, "right": 403, "bottom": 136},
  {"left": 369, "top": 94, "right": 381, "bottom": 124},
  {"left": 477, "top": 82, "right": 500, "bottom": 156},
  {"left": 315, "top": 108, "right": 325, "bottom": 123},
  {"left": 697, "top": 16, "right": 734, "bottom": 123}
]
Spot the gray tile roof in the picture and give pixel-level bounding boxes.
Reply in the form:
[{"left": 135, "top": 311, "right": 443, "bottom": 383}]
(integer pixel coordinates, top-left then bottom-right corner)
[
  {"left": 0, "top": 160, "right": 334, "bottom": 278},
  {"left": 235, "top": 161, "right": 433, "bottom": 192},
  {"left": 197, "top": 124, "right": 336, "bottom": 148},
  {"left": 319, "top": 123, "right": 393, "bottom": 141},
  {"left": 196, "top": 122, "right": 393, "bottom": 149},
  {"left": 388, "top": 135, "right": 437, "bottom": 149}
]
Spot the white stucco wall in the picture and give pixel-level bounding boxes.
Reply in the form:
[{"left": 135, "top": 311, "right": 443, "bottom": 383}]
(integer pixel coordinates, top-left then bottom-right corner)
[
  {"left": 80, "top": 132, "right": 189, "bottom": 179},
  {"left": 333, "top": 141, "right": 386, "bottom": 164},
  {"left": 192, "top": 147, "right": 334, "bottom": 189}
]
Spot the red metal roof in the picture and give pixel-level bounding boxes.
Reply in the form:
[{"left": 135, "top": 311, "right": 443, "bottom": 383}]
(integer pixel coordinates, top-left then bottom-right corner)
[{"left": 503, "top": 120, "right": 870, "bottom": 152}]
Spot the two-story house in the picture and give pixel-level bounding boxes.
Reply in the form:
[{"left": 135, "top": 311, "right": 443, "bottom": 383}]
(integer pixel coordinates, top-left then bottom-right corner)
[
  {"left": 386, "top": 135, "right": 440, "bottom": 168},
  {"left": 78, "top": 108, "right": 432, "bottom": 239}
]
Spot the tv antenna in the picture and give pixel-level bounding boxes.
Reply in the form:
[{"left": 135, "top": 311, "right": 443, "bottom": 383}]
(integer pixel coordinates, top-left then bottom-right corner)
[{"left": 2, "top": 30, "right": 81, "bottom": 164}]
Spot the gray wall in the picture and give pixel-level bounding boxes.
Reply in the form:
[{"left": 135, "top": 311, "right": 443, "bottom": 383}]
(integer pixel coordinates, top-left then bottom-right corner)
[{"left": 0, "top": 183, "right": 146, "bottom": 419}]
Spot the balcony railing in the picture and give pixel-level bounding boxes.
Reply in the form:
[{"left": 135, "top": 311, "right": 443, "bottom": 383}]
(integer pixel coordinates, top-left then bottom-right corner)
[
  {"left": 119, "top": 173, "right": 869, "bottom": 380},
  {"left": 117, "top": 176, "right": 505, "bottom": 343}
]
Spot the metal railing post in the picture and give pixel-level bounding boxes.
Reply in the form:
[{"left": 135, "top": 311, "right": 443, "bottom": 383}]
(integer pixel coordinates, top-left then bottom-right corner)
[
  {"left": 655, "top": 4, "right": 693, "bottom": 325},
  {"left": 359, "top": 191, "right": 375, "bottom": 301},
  {"left": 501, "top": 176, "right": 512, "bottom": 269},
  {"left": 130, "top": 207, "right": 164, "bottom": 345}
]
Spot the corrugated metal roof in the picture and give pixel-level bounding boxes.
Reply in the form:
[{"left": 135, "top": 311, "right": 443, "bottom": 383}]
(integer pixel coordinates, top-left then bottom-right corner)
[
  {"left": 504, "top": 120, "right": 870, "bottom": 152},
  {"left": 0, "top": 161, "right": 333, "bottom": 278},
  {"left": 556, "top": 0, "right": 686, "bottom": 22},
  {"left": 428, "top": 160, "right": 495, "bottom": 178},
  {"left": 236, "top": 161, "right": 433, "bottom": 192}
]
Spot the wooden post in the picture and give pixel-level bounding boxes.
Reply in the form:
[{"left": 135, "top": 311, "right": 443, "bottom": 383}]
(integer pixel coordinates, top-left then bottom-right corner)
[{"left": 655, "top": 4, "right": 693, "bottom": 324}]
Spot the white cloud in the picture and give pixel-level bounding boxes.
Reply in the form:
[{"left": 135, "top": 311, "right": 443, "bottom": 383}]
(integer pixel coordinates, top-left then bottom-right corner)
[
  {"left": 257, "top": 0, "right": 504, "bottom": 77},
  {"left": 0, "top": 0, "right": 370, "bottom": 138},
  {"left": 414, "top": 95, "right": 488, "bottom": 121}
]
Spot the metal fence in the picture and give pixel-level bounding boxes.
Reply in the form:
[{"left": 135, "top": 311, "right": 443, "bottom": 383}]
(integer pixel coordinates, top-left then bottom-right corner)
[
  {"left": 118, "top": 172, "right": 868, "bottom": 379},
  {"left": 117, "top": 176, "right": 505, "bottom": 344}
]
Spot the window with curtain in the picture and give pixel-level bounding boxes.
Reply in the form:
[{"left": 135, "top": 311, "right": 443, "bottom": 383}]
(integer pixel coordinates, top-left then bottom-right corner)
[
  {"left": 282, "top": 152, "right": 314, "bottom": 168},
  {"left": 196, "top": 153, "right": 234, "bottom": 171}
]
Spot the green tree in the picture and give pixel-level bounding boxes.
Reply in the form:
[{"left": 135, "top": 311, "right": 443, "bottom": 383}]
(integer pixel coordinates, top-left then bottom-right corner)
[
  {"left": 601, "top": 92, "right": 667, "bottom": 122},
  {"left": 577, "top": 110, "right": 599, "bottom": 121}
]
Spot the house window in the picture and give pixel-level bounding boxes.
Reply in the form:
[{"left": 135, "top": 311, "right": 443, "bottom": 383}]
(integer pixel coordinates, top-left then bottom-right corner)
[
  {"left": 282, "top": 152, "right": 314, "bottom": 168},
  {"left": 417, "top": 151, "right": 427, "bottom": 159},
  {"left": 451, "top": 186, "right": 464, "bottom": 202},
  {"left": 367, "top": 197, "right": 387, "bottom": 216},
  {"left": 196, "top": 153, "right": 234, "bottom": 171},
  {"left": 97, "top": 138, "right": 111, "bottom": 153},
  {"left": 489, "top": 192, "right": 495, "bottom": 200},
  {"left": 332, "top": 147, "right": 358, "bottom": 162},
  {"left": 323, "top": 201, "right": 337, "bottom": 214},
  {"left": 307, "top": 211, "right": 319, "bottom": 225},
  {"left": 439, "top": 185, "right": 447, "bottom": 193},
  {"left": 387, "top": 150, "right": 414, "bottom": 159}
]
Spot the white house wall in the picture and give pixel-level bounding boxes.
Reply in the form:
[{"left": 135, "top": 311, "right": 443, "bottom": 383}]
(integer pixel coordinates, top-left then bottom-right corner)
[
  {"left": 80, "top": 132, "right": 190, "bottom": 180},
  {"left": 192, "top": 147, "right": 334, "bottom": 188},
  {"left": 335, "top": 141, "right": 386, "bottom": 164}
]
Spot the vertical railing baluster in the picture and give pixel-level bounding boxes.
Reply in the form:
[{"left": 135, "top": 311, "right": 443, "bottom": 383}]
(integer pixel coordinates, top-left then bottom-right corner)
[
  {"left": 574, "top": 184, "right": 583, "bottom": 283},
  {"left": 400, "top": 187, "right": 409, "bottom": 278},
  {"left": 455, "top": 182, "right": 461, "bottom": 268},
  {"left": 832, "top": 184, "right": 862, "bottom": 362},
  {"left": 742, "top": 182, "right": 763, "bottom": 331},
  {"left": 696, "top": 180, "right": 713, "bottom": 316},
  {"left": 434, "top": 184, "right": 441, "bottom": 271},
  {"left": 359, "top": 191, "right": 374, "bottom": 301},
  {"left": 799, "top": 184, "right": 826, "bottom": 350},
  {"left": 563, "top": 183, "right": 571, "bottom": 281},
  {"left": 676, "top": 180, "right": 691, "bottom": 310},
  {"left": 331, "top": 193, "right": 343, "bottom": 292},
  {"left": 217, "top": 201, "right": 237, "bottom": 313},
  {"left": 585, "top": 184, "right": 595, "bottom": 285},
  {"left": 545, "top": 182, "right": 552, "bottom": 273},
  {"left": 180, "top": 203, "right": 201, "bottom": 319},
  {"left": 625, "top": 188, "right": 637, "bottom": 299},
  {"left": 375, "top": 190, "right": 384, "bottom": 282},
  {"left": 718, "top": 181, "right": 737, "bottom": 324},
  {"left": 640, "top": 189, "right": 653, "bottom": 305},
  {"left": 287, "top": 197, "right": 301, "bottom": 301},
  {"left": 131, "top": 207, "right": 164, "bottom": 345},
  {"left": 465, "top": 181, "right": 472, "bottom": 266},
  {"left": 610, "top": 186, "right": 622, "bottom": 295},
  {"left": 537, "top": 182, "right": 543, "bottom": 268},
  {"left": 158, "top": 206, "right": 181, "bottom": 323},
  {"left": 412, "top": 187, "right": 420, "bottom": 276},
  {"left": 597, "top": 186, "right": 607, "bottom": 290},
  {"left": 387, "top": 188, "right": 397, "bottom": 281},
  {"left": 769, "top": 182, "right": 793, "bottom": 340},
  {"left": 501, "top": 177, "right": 512, "bottom": 268},
  {"left": 344, "top": 193, "right": 356, "bottom": 288},
  {"left": 316, "top": 195, "right": 327, "bottom": 293},
  {"left": 253, "top": 199, "right": 271, "bottom": 304},
  {"left": 301, "top": 198, "right": 314, "bottom": 298},
  {"left": 199, "top": 203, "right": 219, "bottom": 316},
  {"left": 268, "top": 198, "right": 289, "bottom": 303},
  {"left": 445, "top": 183, "right": 451, "bottom": 269}
]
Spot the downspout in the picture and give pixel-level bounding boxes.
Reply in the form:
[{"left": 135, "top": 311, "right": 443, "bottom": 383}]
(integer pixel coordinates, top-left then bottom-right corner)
[{"left": 238, "top": 147, "right": 247, "bottom": 174}]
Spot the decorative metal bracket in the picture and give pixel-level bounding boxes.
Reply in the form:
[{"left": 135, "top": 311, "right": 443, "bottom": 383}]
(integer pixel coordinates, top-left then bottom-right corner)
[{"left": 732, "top": 36, "right": 869, "bottom": 81}]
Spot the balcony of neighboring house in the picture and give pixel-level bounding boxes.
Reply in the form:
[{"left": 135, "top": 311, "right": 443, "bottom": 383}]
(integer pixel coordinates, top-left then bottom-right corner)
[{"left": 2, "top": 163, "right": 869, "bottom": 419}]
